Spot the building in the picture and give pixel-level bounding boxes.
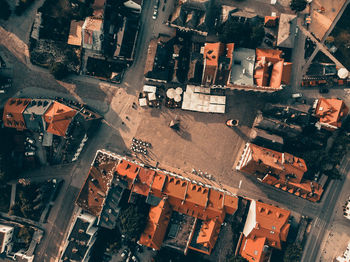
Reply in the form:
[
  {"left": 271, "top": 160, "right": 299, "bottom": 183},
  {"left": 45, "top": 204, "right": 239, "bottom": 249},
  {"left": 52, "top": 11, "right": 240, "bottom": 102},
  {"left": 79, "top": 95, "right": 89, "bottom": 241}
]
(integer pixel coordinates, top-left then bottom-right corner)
[
  {"left": 253, "top": 48, "right": 292, "bottom": 90},
  {"left": 238, "top": 200, "right": 290, "bottom": 262},
  {"left": 76, "top": 161, "right": 115, "bottom": 221},
  {"left": 3, "top": 97, "right": 99, "bottom": 138},
  {"left": 114, "top": 157, "right": 238, "bottom": 255},
  {"left": 60, "top": 212, "right": 98, "bottom": 262},
  {"left": 314, "top": 98, "right": 349, "bottom": 131},
  {"left": 277, "top": 14, "right": 297, "bottom": 48},
  {"left": 144, "top": 36, "right": 175, "bottom": 83},
  {"left": 236, "top": 143, "right": 307, "bottom": 184},
  {"left": 76, "top": 150, "right": 238, "bottom": 255},
  {"left": 201, "top": 42, "right": 234, "bottom": 86},
  {"left": 82, "top": 17, "right": 103, "bottom": 52},
  {"left": 253, "top": 112, "right": 303, "bottom": 139},
  {"left": 236, "top": 143, "right": 323, "bottom": 202},
  {"left": 2, "top": 98, "right": 31, "bottom": 130},
  {"left": 229, "top": 47, "right": 255, "bottom": 87},
  {"left": 0, "top": 224, "right": 14, "bottom": 255},
  {"left": 22, "top": 99, "right": 52, "bottom": 132},
  {"left": 250, "top": 128, "right": 284, "bottom": 152},
  {"left": 264, "top": 16, "right": 279, "bottom": 28},
  {"left": 68, "top": 20, "right": 84, "bottom": 46},
  {"left": 306, "top": 63, "right": 337, "bottom": 77},
  {"left": 43, "top": 101, "right": 78, "bottom": 137},
  {"left": 168, "top": 0, "right": 208, "bottom": 36}
]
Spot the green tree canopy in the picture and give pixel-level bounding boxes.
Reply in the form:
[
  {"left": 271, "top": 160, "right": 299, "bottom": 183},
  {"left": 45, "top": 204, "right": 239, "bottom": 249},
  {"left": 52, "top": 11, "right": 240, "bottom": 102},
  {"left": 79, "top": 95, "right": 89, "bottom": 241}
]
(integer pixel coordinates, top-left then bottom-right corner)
[
  {"left": 0, "top": 0, "right": 11, "bottom": 20},
  {"left": 284, "top": 243, "right": 303, "bottom": 262},
  {"left": 290, "top": 0, "right": 307, "bottom": 12},
  {"left": 49, "top": 62, "right": 69, "bottom": 80},
  {"left": 118, "top": 204, "right": 148, "bottom": 240},
  {"left": 226, "top": 253, "right": 248, "bottom": 262}
]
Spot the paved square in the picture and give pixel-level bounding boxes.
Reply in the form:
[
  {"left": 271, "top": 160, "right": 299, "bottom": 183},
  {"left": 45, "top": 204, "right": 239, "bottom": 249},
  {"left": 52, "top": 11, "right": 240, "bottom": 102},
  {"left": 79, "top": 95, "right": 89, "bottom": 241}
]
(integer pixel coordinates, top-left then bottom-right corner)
[{"left": 134, "top": 93, "right": 265, "bottom": 185}]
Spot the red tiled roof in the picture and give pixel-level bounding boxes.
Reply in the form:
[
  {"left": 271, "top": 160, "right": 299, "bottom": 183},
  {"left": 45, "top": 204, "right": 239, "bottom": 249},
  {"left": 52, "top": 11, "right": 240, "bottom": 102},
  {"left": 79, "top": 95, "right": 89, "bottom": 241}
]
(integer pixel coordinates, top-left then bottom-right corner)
[
  {"left": 76, "top": 162, "right": 115, "bottom": 217},
  {"left": 202, "top": 42, "right": 234, "bottom": 86},
  {"left": 240, "top": 236, "right": 267, "bottom": 262},
  {"left": 44, "top": 101, "right": 77, "bottom": 137},
  {"left": 238, "top": 143, "right": 307, "bottom": 184},
  {"left": 254, "top": 48, "right": 287, "bottom": 89},
  {"left": 139, "top": 198, "right": 172, "bottom": 250},
  {"left": 3, "top": 98, "right": 31, "bottom": 130},
  {"left": 315, "top": 98, "right": 349, "bottom": 130},
  {"left": 113, "top": 159, "right": 239, "bottom": 254}
]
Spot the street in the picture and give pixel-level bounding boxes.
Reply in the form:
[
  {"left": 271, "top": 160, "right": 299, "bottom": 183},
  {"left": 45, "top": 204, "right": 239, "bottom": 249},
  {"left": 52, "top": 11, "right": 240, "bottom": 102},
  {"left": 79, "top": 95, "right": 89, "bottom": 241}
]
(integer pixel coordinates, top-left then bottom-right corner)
[{"left": 0, "top": 0, "right": 350, "bottom": 261}]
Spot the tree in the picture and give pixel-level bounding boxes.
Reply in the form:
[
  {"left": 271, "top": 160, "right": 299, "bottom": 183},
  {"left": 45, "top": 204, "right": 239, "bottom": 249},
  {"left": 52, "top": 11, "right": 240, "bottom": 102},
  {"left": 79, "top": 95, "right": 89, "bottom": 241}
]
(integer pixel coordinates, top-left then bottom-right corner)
[
  {"left": 118, "top": 204, "right": 148, "bottom": 240},
  {"left": 283, "top": 243, "right": 303, "bottom": 262},
  {"left": 250, "top": 25, "right": 265, "bottom": 48},
  {"left": 226, "top": 252, "right": 248, "bottom": 262},
  {"left": 17, "top": 226, "right": 33, "bottom": 248},
  {"left": 290, "top": 0, "right": 307, "bottom": 12},
  {"left": 218, "top": 20, "right": 251, "bottom": 46},
  {"left": 324, "top": 169, "right": 342, "bottom": 180},
  {"left": 0, "top": 0, "right": 11, "bottom": 20},
  {"left": 49, "top": 62, "right": 69, "bottom": 80}
]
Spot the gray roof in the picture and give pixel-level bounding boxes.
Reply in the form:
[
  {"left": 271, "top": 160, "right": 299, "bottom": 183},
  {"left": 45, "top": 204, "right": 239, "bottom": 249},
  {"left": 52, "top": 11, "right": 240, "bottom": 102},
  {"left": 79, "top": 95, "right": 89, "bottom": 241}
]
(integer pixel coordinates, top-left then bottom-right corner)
[
  {"left": 277, "top": 13, "right": 297, "bottom": 48},
  {"left": 23, "top": 99, "right": 52, "bottom": 131},
  {"left": 230, "top": 48, "right": 255, "bottom": 86}
]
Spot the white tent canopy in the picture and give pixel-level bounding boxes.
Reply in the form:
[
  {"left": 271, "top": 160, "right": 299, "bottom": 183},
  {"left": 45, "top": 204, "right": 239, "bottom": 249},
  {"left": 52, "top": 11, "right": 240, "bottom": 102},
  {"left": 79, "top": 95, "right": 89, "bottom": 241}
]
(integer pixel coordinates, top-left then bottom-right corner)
[{"left": 338, "top": 68, "right": 349, "bottom": 79}]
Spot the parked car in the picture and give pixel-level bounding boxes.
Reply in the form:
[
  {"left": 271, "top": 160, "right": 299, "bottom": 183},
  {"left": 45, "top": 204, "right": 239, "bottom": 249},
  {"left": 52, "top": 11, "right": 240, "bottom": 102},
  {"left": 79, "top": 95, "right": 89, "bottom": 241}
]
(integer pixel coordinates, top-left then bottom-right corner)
[
  {"left": 121, "top": 249, "right": 129, "bottom": 258},
  {"left": 265, "top": 32, "right": 275, "bottom": 40},
  {"left": 25, "top": 137, "right": 35, "bottom": 145},
  {"left": 25, "top": 151, "right": 35, "bottom": 156},
  {"left": 152, "top": 9, "right": 158, "bottom": 19},
  {"left": 319, "top": 87, "right": 329, "bottom": 94},
  {"left": 292, "top": 93, "right": 303, "bottom": 98},
  {"left": 38, "top": 132, "right": 43, "bottom": 143}
]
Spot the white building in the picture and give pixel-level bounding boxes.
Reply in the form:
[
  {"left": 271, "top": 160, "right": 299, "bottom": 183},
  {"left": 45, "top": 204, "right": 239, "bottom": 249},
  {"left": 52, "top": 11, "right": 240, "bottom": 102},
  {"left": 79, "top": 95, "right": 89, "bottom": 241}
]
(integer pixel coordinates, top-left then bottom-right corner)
[{"left": 0, "top": 224, "right": 14, "bottom": 254}]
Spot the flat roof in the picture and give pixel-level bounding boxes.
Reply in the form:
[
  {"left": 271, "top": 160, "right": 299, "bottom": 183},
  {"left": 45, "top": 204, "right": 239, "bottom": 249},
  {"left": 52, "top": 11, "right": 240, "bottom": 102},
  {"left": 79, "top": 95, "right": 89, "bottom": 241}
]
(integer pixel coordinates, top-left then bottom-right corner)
[{"left": 230, "top": 47, "right": 255, "bottom": 86}]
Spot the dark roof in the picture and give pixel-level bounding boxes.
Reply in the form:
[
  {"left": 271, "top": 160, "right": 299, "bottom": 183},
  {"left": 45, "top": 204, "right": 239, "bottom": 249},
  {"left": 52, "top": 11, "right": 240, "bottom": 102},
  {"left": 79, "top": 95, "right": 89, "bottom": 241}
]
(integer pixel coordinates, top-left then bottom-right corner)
[
  {"left": 99, "top": 186, "right": 124, "bottom": 229},
  {"left": 62, "top": 217, "right": 91, "bottom": 261},
  {"left": 76, "top": 162, "right": 115, "bottom": 217}
]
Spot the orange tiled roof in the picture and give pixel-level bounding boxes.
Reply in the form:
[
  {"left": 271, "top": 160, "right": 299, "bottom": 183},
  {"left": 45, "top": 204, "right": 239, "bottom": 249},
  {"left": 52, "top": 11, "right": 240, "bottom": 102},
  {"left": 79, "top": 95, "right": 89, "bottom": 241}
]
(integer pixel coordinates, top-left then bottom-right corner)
[
  {"left": 239, "top": 143, "right": 307, "bottom": 184},
  {"left": 196, "top": 218, "right": 221, "bottom": 251},
  {"left": 68, "top": 20, "right": 84, "bottom": 46},
  {"left": 44, "top": 101, "right": 77, "bottom": 137},
  {"left": 282, "top": 62, "right": 292, "bottom": 85},
  {"left": 113, "top": 159, "right": 238, "bottom": 254},
  {"left": 240, "top": 236, "right": 267, "bottom": 262},
  {"left": 132, "top": 168, "right": 156, "bottom": 196},
  {"left": 139, "top": 198, "right": 172, "bottom": 250},
  {"left": 3, "top": 98, "right": 31, "bottom": 130},
  {"left": 315, "top": 98, "right": 349, "bottom": 130},
  {"left": 254, "top": 48, "right": 286, "bottom": 89},
  {"left": 252, "top": 201, "right": 290, "bottom": 249},
  {"left": 203, "top": 43, "right": 221, "bottom": 67},
  {"left": 202, "top": 42, "right": 234, "bottom": 86},
  {"left": 76, "top": 162, "right": 115, "bottom": 217},
  {"left": 115, "top": 160, "right": 140, "bottom": 187}
]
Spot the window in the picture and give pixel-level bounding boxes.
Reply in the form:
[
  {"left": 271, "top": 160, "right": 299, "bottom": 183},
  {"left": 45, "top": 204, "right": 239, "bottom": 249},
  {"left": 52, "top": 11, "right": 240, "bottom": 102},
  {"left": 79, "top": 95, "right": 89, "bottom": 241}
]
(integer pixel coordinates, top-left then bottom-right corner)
[
  {"left": 272, "top": 226, "right": 276, "bottom": 230},
  {"left": 270, "top": 230, "right": 275, "bottom": 234}
]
